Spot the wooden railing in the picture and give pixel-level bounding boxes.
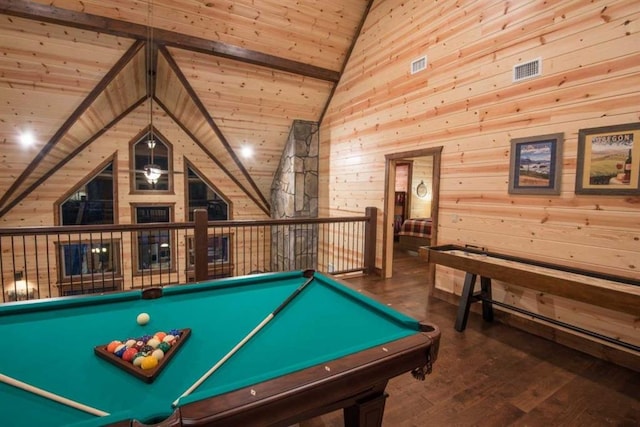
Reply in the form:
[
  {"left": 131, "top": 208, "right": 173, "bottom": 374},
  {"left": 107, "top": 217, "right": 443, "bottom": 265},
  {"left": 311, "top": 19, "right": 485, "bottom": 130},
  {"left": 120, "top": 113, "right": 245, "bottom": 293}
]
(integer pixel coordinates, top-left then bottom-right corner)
[{"left": 0, "top": 207, "right": 377, "bottom": 302}]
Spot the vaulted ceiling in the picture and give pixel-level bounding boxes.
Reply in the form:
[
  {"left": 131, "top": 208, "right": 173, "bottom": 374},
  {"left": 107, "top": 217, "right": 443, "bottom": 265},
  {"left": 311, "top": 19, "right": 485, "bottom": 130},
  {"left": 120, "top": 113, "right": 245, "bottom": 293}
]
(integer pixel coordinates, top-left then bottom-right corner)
[{"left": 0, "top": 0, "right": 372, "bottom": 217}]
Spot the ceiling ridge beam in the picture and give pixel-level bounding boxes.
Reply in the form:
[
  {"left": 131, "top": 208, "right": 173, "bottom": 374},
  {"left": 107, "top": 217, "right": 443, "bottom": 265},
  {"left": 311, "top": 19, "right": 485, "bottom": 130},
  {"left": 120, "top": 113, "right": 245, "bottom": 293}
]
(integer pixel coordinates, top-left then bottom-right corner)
[
  {"left": 0, "top": 0, "right": 340, "bottom": 83},
  {"left": 0, "top": 95, "right": 147, "bottom": 218},
  {"left": 0, "top": 39, "right": 145, "bottom": 213},
  {"left": 154, "top": 96, "right": 270, "bottom": 217},
  {"left": 319, "top": 0, "right": 375, "bottom": 125},
  {"left": 158, "top": 46, "right": 271, "bottom": 212}
]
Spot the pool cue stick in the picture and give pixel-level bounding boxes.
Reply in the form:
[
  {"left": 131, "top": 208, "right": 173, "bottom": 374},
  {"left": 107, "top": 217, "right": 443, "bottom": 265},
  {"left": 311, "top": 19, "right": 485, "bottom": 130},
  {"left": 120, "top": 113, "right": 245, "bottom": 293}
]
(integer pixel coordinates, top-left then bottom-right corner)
[
  {"left": 172, "top": 269, "right": 316, "bottom": 407},
  {"left": 0, "top": 373, "right": 109, "bottom": 417}
]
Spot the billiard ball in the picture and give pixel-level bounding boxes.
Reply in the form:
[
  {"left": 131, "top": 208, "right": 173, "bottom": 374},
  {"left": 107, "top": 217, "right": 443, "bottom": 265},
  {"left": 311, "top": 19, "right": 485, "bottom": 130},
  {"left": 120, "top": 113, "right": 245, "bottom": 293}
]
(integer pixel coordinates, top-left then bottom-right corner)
[
  {"left": 114, "top": 345, "right": 127, "bottom": 358},
  {"left": 132, "top": 353, "right": 146, "bottom": 367},
  {"left": 153, "top": 332, "right": 167, "bottom": 341},
  {"left": 140, "top": 355, "right": 158, "bottom": 370},
  {"left": 107, "top": 340, "right": 122, "bottom": 353},
  {"left": 122, "top": 347, "right": 138, "bottom": 362},
  {"left": 137, "top": 313, "right": 150, "bottom": 325}
]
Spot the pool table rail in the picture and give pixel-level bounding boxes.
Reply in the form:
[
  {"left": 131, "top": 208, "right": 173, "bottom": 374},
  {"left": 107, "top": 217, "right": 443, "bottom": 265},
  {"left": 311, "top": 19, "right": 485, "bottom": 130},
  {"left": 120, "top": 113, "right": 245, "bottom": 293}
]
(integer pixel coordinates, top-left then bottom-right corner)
[
  {"left": 179, "top": 321, "right": 439, "bottom": 427},
  {"left": 109, "top": 322, "right": 440, "bottom": 427}
]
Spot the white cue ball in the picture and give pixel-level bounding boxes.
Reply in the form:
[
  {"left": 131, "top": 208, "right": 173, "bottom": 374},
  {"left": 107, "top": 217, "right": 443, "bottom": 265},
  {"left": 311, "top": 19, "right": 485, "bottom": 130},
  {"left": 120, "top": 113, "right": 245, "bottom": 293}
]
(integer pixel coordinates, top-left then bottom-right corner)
[{"left": 137, "top": 312, "right": 150, "bottom": 325}]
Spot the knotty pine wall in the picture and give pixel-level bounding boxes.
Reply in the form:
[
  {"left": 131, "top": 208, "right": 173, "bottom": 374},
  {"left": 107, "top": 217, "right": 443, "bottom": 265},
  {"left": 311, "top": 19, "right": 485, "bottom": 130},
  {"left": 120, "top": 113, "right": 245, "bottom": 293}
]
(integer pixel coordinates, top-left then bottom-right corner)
[
  {"left": 1, "top": 102, "right": 270, "bottom": 294},
  {"left": 319, "top": 0, "right": 639, "bottom": 359},
  {"left": 2, "top": 103, "right": 268, "bottom": 225}
]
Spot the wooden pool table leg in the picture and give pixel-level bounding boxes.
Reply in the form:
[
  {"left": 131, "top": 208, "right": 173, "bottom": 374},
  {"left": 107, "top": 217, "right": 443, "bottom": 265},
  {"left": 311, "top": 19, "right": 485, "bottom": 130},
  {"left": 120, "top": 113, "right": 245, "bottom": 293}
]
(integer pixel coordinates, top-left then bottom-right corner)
[{"left": 343, "top": 392, "right": 388, "bottom": 427}]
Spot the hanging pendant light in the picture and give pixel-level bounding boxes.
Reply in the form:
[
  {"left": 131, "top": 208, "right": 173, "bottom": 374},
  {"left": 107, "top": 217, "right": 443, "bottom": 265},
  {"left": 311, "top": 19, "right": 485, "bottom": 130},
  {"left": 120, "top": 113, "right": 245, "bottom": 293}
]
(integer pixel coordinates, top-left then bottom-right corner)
[
  {"left": 143, "top": 112, "right": 161, "bottom": 185},
  {"left": 143, "top": 0, "right": 161, "bottom": 185}
]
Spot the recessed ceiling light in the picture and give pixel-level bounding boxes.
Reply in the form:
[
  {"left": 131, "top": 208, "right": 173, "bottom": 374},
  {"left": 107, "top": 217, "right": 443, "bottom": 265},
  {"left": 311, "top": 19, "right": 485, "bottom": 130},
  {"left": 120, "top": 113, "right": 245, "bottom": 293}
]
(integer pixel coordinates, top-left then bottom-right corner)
[
  {"left": 241, "top": 146, "right": 254, "bottom": 158},
  {"left": 19, "top": 131, "right": 35, "bottom": 147}
]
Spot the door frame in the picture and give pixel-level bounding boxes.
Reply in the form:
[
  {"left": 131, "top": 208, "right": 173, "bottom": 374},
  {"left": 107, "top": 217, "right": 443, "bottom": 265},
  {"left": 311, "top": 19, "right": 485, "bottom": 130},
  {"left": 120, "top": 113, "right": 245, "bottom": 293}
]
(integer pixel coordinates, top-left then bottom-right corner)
[{"left": 383, "top": 146, "right": 443, "bottom": 280}]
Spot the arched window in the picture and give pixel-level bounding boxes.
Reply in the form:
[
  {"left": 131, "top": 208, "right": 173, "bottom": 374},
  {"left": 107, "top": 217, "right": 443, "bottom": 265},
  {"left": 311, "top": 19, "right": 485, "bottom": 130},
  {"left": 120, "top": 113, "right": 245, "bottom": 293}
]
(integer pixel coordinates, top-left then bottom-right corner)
[{"left": 132, "top": 130, "right": 173, "bottom": 192}]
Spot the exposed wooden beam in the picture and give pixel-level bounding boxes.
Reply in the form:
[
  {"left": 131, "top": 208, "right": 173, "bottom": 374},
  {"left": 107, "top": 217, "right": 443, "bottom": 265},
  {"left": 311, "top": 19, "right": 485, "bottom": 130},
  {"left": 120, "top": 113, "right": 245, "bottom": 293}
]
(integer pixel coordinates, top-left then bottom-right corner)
[
  {"left": 147, "top": 42, "right": 159, "bottom": 98},
  {"left": 0, "top": 40, "right": 145, "bottom": 214},
  {"left": 163, "top": 37, "right": 339, "bottom": 83},
  {"left": 0, "top": 96, "right": 147, "bottom": 218},
  {"left": 0, "top": 0, "right": 340, "bottom": 83},
  {"left": 154, "top": 96, "right": 271, "bottom": 217},
  {"left": 158, "top": 46, "right": 271, "bottom": 213}
]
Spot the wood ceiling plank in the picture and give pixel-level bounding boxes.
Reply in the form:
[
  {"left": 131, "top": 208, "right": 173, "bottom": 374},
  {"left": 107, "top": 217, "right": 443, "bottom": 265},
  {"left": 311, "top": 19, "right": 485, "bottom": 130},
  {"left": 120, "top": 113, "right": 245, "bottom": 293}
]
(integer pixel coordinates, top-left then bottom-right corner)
[
  {"left": 0, "top": 40, "right": 143, "bottom": 215},
  {"left": 0, "top": 0, "right": 341, "bottom": 82},
  {"left": 21, "top": 0, "right": 366, "bottom": 72},
  {"left": 169, "top": 47, "right": 332, "bottom": 197}
]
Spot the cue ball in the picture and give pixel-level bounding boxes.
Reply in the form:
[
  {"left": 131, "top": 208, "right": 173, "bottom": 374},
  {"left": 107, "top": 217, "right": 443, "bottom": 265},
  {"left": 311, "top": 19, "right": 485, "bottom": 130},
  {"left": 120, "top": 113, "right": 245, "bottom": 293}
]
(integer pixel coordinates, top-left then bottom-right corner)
[{"left": 137, "top": 312, "right": 150, "bottom": 325}]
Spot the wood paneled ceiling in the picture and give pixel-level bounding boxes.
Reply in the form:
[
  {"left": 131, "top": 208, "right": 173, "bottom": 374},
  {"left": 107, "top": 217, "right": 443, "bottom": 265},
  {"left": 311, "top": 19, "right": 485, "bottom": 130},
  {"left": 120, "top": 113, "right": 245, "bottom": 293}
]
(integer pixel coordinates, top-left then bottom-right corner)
[{"left": 0, "top": 0, "right": 371, "bottom": 217}]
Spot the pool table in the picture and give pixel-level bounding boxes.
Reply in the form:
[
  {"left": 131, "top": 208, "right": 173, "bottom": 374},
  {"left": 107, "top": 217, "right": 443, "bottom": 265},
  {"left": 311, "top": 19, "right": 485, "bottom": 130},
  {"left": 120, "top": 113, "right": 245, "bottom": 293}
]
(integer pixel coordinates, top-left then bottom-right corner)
[{"left": 0, "top": 270, "right": 440, "bottom": 427}]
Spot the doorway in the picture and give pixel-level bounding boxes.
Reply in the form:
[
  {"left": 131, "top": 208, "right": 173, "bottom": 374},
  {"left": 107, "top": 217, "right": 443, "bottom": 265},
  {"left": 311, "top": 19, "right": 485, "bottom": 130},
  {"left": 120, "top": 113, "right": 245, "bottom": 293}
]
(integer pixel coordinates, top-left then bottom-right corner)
[{"left": 383, "top": 147, "right": 442, "bottom": 279}]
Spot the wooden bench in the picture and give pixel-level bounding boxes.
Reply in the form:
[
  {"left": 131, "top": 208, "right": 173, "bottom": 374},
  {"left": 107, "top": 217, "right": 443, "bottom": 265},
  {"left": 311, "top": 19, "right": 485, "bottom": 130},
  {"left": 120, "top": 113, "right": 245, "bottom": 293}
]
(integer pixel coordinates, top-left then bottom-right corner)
[{"left": 422, "top": 245, "right": 640, "bottom": 353}]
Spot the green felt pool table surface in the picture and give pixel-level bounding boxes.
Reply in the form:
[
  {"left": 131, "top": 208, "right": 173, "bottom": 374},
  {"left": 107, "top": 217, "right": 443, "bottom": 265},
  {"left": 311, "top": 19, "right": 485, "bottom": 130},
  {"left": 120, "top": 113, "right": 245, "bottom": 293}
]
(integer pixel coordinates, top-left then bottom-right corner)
[{"left": 0, "top": 270, "right": 439, "bottom": 427}]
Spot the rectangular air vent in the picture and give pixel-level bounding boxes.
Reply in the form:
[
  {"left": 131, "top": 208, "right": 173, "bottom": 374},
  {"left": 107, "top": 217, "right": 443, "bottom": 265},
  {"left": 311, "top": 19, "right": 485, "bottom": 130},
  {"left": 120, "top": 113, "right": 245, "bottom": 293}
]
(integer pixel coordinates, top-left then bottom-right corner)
[
  {"left": 513, "top": 58, "right": 542, "bottom": 82},
  {"left": 411, "top": 56, "right": 427, "bottom": 74}
]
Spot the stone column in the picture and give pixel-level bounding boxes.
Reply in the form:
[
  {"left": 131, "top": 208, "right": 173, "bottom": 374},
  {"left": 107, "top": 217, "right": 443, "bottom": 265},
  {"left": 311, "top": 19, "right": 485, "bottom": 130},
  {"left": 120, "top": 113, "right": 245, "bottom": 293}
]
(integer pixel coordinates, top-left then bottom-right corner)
[{"left": 270, "top": 120, "right": 319, "bottom": 271}]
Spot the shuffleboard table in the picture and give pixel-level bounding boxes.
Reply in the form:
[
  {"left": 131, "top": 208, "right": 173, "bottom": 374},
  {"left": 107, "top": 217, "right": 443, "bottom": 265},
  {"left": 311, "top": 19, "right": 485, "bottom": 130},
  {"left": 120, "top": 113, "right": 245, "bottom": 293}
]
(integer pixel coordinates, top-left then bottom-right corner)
[{"left": 422, "top": 244, "right": 640, "bottom": 352}]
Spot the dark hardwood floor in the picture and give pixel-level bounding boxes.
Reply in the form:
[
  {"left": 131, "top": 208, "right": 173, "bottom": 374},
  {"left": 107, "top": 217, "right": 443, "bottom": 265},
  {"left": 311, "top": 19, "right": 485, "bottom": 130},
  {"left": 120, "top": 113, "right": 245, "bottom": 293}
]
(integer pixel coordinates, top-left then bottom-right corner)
[{"left": 302, "top": 248, "right": 640, "bottom": 427}]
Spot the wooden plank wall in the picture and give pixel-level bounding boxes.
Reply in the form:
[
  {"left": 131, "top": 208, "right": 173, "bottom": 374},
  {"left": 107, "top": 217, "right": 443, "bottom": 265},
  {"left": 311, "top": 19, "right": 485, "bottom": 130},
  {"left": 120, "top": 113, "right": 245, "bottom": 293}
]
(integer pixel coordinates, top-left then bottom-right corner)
[
  {"left": 0, "top": 101, "right": 270, "bottom": 295},
  {"left": 320, "top": 0, "right": 639, "bottom": 357}
]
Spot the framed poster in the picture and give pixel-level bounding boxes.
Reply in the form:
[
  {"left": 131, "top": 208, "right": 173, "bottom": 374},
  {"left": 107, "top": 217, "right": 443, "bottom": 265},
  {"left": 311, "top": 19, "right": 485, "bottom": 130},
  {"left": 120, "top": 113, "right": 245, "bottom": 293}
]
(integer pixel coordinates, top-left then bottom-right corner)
[
  {"left": 508, "top": 133, "right": 563, "bottom": 195},
  {"left": 575, "top": 123, "right": 640, "bottom": 195}
]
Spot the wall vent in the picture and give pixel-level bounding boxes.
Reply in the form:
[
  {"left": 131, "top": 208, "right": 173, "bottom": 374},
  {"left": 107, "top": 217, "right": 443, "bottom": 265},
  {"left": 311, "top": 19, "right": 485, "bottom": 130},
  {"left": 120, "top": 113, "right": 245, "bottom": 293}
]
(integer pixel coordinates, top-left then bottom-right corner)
[
  {"left": 411, "top": 56, "right": 427, "bottom": 74},
  {"left": 513, "top": 58, "right": 542, "bottom": 82}
]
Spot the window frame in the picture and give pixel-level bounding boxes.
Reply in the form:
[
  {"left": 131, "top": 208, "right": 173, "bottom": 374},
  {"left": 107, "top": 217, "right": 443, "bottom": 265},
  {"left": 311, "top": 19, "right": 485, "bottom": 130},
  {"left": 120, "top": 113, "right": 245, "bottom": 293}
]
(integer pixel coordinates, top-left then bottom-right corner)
[
  {"left": 183, "top": 158, "right": 232, "bottom": 222},
  {"left": 129, "top": 127, "right": 174, "bottom": 194},
  {"left": 54, "top": 239, "right": 123, "bottom": 295},
  {"left": 185, "top": 233, "right": 234, "bottom": 281},
  {"left": 54, "top": 156, "right": 118, "bottom": 226},
  {"left": 131, "top": 203, "right": 176, "bottom": 276}
]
